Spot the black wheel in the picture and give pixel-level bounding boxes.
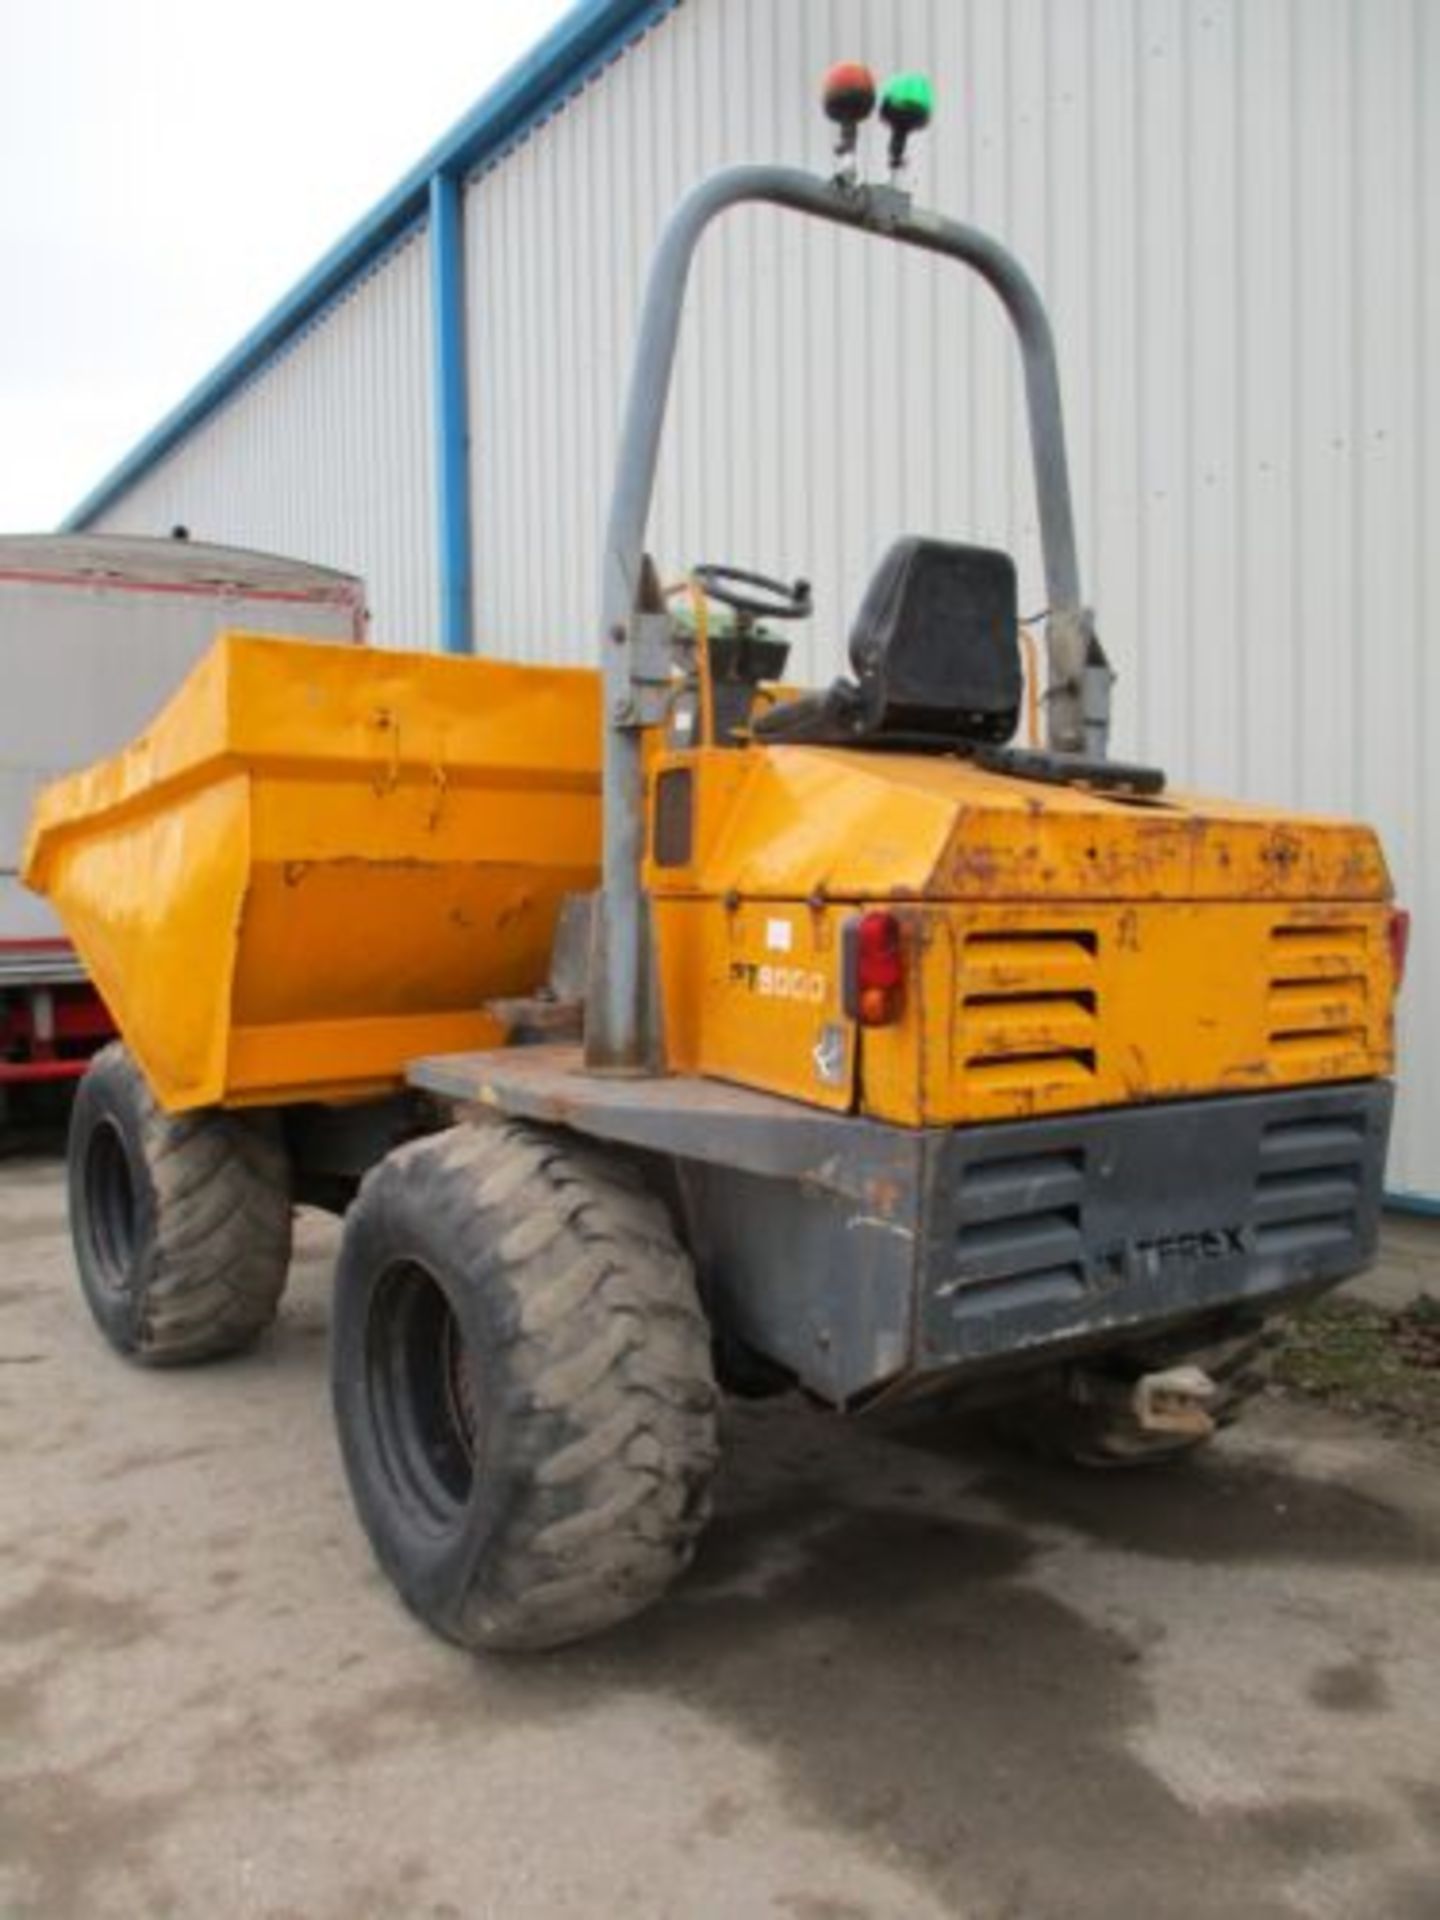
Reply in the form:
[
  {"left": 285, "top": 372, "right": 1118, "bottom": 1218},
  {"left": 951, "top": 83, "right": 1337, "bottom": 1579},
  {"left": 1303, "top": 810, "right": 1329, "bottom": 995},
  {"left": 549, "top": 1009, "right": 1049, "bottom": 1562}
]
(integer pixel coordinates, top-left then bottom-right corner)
[
  {"left": 67, "top": 1043, "right": 292, "bottom": 1364},
  {"left": 331, "top": 1120, "right": 719, "bottom": 1652},
  {"left": 993, "top": 1327, "right": 1279, "bottom": 1468}
]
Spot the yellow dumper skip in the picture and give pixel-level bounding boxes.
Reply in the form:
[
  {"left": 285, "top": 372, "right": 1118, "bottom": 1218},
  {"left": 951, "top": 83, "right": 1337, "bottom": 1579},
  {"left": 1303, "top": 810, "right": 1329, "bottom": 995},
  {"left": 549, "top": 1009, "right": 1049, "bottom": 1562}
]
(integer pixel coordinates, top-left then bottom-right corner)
[{"left": 24, "top": 633, "right": 602, "bottom": 1110}]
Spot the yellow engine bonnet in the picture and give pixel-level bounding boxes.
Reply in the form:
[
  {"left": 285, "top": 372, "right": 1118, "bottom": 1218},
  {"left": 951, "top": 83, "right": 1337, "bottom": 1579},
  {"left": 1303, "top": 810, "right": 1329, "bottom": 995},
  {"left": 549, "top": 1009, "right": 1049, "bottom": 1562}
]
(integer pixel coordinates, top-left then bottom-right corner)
[{"left": 645, "top": 745, "right": 1397, "bottom": 1125}]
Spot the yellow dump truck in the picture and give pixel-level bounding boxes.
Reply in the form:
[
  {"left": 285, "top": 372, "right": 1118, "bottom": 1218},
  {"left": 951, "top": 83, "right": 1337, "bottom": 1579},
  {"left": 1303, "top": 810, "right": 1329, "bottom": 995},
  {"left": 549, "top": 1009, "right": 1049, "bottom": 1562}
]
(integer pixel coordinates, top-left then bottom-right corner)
[{"left": 27, "top": 77, "right": 1404, "bottom": 1651}]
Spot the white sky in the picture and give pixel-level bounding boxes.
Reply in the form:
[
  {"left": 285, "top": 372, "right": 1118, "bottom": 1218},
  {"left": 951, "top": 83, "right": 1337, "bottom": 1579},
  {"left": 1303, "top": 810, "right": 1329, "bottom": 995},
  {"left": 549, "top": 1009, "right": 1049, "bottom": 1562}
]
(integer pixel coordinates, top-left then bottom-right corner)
[{"left": 0, "top": 0, "right": 573, "bottom": 530}]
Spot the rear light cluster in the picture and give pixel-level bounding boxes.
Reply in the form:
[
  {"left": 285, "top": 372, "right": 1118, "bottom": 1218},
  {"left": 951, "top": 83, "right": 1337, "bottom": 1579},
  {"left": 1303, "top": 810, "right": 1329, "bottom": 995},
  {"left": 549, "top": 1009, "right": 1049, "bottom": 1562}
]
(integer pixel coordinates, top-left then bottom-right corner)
[
  {"left": 1388, "top": 907, "right": 1411, "bottom": 992},
  {"left": 842, "top": 909, "right": 905, "bottom": 1027}
]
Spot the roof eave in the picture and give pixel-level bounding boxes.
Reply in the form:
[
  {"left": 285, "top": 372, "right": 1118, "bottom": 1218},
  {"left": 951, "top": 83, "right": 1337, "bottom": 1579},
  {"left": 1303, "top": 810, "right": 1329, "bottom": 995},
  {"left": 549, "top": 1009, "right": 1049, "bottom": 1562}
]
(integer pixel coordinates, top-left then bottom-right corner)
[{"left": 63, "top": 0, "right": 674, "bottom": 530}]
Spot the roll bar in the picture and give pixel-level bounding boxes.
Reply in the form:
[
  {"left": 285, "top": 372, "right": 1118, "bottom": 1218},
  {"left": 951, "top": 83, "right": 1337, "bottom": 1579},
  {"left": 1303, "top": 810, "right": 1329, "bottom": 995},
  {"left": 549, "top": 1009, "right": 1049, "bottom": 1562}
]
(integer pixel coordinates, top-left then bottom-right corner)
[{"left": 587, "top": 164, "right": 1105, "bottom": 1074}]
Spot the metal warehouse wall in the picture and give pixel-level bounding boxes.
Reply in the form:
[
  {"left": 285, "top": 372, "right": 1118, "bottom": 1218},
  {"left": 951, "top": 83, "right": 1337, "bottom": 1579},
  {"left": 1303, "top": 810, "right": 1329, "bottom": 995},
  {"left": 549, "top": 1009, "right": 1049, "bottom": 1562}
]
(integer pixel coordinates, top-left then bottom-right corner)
[
  {"left": 88, "top": 228, "right": 438, "bottom": 647},
  {"left": 466, "top": 0, "right": 1437, "bottom": 1198}
]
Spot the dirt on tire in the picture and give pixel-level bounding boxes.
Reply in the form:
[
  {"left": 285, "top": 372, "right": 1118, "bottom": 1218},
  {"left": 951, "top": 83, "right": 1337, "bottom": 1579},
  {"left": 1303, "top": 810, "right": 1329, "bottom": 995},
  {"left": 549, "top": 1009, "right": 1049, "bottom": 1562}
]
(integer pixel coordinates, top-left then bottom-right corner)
[
  {"left": 68, "top": 1042, "right": 292, "bottom": 1363},
  {"left": 331, "top": 1119, "right": 719, "bottom": 1651}
]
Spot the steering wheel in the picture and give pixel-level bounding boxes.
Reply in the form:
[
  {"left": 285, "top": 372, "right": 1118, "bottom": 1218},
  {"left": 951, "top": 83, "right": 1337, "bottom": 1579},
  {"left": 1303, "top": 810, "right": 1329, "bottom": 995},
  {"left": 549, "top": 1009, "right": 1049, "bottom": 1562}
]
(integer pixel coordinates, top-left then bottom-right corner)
[{"left": 690, "top": 564, "right": 812, "bottom": 622}]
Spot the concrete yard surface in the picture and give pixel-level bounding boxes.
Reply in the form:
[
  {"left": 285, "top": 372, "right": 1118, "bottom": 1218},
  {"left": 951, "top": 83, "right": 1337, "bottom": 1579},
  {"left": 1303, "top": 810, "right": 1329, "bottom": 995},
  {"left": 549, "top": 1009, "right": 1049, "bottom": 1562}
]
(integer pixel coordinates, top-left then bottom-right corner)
[
  {"left": 2, "top": 1145, "right": 1439, "bottom": 1920},
  {"left": 1354, "top": 1213, "right": 1440, "bottom": 1313}
]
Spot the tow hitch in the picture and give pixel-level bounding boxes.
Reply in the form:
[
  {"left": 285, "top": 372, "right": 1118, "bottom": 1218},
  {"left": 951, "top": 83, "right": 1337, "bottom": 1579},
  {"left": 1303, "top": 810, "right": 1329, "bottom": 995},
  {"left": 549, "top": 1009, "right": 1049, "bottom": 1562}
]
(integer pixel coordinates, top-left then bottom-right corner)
[{"left": 1066, "top": 1363, "right": 1220, "bottom": 1463}]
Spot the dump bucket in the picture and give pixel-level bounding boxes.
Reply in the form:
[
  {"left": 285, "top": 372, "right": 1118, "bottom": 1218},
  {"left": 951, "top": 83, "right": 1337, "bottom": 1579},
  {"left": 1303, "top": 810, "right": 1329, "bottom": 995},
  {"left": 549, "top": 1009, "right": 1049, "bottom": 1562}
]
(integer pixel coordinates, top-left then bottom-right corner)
[{"left": 24, "top": 633, "right": 602, "bottom": 1110}]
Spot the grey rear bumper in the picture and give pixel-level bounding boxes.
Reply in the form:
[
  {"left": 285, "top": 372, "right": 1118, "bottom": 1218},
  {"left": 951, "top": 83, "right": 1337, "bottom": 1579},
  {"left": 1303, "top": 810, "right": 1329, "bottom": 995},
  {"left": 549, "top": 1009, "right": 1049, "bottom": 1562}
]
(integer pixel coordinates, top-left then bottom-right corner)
[
  {"left": 915, "top": 1079, "right": 1391, "bottom": 1378},
  {"left": 681, "top": 1081, "right": 1392, "bottom": 1405}
]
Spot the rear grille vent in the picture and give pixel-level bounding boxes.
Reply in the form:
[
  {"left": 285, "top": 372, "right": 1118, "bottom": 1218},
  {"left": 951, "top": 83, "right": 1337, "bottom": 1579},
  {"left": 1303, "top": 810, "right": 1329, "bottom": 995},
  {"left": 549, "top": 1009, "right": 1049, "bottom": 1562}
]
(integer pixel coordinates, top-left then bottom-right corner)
[
  {"left": 1267, "top": 924, "right": 1369, "bottom": 1065},
  {"left": 959, "top": 930, "right": 1099, "bottom": 1094},
  {"left": 941, "top": 1148, "right": 1089, "bottom": 1318},
  {"left": 1252, "top": 1113, "right": 1366, "bottom": 1257}
]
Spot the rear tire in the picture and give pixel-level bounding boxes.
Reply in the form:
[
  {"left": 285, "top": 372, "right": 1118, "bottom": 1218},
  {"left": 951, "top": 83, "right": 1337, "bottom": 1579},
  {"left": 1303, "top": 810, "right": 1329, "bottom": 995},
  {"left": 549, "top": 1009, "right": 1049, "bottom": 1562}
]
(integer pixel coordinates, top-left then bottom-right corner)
[
  {"left": 331, "top": 1120, "right": 719, "bottom": 1652},
  {"left": 67, "top": 1043, "right": 292, "bottom": 1363}
]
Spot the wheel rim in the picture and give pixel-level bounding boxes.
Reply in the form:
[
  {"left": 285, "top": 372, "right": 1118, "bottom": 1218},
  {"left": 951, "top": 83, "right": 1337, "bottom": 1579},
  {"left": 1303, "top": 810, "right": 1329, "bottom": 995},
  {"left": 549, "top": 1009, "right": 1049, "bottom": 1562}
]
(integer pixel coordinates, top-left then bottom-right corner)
[
  {"left": 84, "top": 1119, "right": 138, "bottom": 1292},
  {"left": 366, "top": 1260, "right": 479, "bottom": 1529}
]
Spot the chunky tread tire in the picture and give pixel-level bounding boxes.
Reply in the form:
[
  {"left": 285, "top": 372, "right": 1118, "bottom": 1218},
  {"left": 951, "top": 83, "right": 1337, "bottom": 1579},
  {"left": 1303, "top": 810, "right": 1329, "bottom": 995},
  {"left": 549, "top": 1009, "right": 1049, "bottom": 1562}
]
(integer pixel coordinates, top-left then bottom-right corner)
[
  {"left": 331, "top": 1120, "right": 719, "bottom": 1652},
  {"left": 67, "top": 1043, "right": 292, "bottom": 1364}
]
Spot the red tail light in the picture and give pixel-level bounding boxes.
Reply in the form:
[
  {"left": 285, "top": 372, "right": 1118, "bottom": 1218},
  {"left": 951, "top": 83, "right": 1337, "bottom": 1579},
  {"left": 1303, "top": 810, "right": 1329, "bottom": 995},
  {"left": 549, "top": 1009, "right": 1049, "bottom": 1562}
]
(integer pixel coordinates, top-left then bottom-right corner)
[
  {"left": 843, "top": 910, "right": 905, "bottom": 1026},
  {"left": 1388, "top": 907, "right": 1411, "bottom": 991}
]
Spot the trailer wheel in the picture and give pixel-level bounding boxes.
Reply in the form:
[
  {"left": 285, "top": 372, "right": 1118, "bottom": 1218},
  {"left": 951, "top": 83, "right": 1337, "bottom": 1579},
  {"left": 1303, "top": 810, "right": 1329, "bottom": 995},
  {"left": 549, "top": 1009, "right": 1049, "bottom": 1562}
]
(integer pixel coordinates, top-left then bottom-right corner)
[
  {"left": 331, "top": 1120, "right": 719, "bottom": 1652},
  {"left": 67, "top": 1043, "right": 292, "bottom": 1364},
  {"left": 994, "top": 1327, "right": 1279, "bottom": 1468}
]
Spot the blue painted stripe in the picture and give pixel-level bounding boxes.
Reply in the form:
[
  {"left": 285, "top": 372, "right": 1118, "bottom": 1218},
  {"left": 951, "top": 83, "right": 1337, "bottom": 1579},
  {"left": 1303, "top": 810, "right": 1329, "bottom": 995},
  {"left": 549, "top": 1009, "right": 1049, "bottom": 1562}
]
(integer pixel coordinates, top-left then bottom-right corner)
[
  {"left": 1384, "top": 1188, "right": 1440, "bottom": 1219},
  {"left": 62, "top": 0, "right": 677, "bottom": 532},
  {"left": 429, "top": 172, "right": 473, "bottom": 654}
]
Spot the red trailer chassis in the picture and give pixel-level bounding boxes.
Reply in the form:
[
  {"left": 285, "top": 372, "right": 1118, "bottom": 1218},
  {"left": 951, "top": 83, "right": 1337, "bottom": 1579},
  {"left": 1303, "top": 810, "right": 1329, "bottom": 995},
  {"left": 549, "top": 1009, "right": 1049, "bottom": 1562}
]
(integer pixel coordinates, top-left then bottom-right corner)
[{"left": 0, "top": 941, "right": 112, "bottom": 1086}]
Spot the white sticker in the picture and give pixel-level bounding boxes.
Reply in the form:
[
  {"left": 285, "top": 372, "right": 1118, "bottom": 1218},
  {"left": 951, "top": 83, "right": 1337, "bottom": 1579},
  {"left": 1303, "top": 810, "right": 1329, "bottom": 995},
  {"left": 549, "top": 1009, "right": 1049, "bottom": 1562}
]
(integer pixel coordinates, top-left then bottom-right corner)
[
  {"left": 813, "top": 1022, "right": 848, "bottom": 1086},
  {"left": 765, "top": 917, "right": 793, "bottom": 953}
]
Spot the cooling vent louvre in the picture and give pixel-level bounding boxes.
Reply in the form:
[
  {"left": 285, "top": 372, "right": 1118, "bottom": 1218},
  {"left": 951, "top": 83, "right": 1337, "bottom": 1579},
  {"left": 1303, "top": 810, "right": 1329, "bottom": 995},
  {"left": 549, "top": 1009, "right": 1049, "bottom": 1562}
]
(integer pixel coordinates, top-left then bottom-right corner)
[
  {"left": 1252, "top": 1112, "right": 1366, "bottom": 1257},
  {"left": 1267, "top": 924, "right": 1370, "bottom": 1065},
  {"left": 941, "top": 1148, "right": 1089, "bottom": 1317},
  {"left": 959, "top": 929, "right": 1099, "bottom": 1096}
]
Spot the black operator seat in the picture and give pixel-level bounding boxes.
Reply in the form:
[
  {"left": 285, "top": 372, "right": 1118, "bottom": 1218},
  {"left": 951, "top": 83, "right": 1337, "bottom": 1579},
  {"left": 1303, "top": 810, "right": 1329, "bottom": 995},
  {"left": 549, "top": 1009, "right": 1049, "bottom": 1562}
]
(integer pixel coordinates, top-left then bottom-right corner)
[{"left": 753, "top": 537, "right": 1021, "bottom": 748}]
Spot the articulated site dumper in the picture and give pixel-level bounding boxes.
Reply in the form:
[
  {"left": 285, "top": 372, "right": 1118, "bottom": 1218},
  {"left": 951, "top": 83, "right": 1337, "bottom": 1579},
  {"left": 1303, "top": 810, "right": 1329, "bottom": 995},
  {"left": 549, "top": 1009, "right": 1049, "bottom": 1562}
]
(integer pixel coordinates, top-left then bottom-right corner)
[{"left": 27, "top": 73, "right": 1403, "bottom": 1651}]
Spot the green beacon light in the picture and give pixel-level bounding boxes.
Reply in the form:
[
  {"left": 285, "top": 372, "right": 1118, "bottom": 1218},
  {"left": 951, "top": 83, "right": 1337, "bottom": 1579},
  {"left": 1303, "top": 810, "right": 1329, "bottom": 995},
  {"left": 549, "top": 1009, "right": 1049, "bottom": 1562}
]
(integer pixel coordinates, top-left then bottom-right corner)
[{"left": 880, "top": 71, "right": 935, "bottom": 173}]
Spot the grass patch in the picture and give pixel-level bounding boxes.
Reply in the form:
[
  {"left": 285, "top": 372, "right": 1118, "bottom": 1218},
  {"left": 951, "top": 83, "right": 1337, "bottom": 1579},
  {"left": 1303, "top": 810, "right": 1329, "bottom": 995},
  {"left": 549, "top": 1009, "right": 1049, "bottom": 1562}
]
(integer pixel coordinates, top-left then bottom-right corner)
[{"left": 1274, "top": 1294, "right": 1440, "bottom": 1438}]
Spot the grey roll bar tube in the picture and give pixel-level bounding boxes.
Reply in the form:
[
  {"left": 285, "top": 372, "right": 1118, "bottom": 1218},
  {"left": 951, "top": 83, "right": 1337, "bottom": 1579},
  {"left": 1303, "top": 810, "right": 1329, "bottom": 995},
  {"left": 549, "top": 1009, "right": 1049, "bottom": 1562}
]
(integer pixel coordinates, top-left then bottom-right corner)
[{"left": 586, "top": 164, "right": 1105, "bottom": 1074}]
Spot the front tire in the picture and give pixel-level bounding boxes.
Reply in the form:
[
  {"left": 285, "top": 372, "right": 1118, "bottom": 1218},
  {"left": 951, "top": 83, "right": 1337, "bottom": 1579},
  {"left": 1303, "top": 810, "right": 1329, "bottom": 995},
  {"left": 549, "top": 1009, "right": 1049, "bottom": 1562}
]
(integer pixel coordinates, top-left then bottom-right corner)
[
  {"left": 331, "top": 1121, "right": 719, "bottom": 1652},
  {"left": 67, "top": 1043, "right": 292, "bottom": 1363}
]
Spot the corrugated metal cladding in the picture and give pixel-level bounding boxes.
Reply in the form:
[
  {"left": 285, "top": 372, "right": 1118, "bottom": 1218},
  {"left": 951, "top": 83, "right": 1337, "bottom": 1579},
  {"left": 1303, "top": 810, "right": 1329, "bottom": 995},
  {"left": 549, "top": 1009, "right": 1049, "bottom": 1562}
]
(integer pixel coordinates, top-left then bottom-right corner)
[
  {"left": 467, "top": 0, "right": 1437, "bottom": 1199},
  {"left": 88, "top": 228, "right": 438, "bottom": 647}
]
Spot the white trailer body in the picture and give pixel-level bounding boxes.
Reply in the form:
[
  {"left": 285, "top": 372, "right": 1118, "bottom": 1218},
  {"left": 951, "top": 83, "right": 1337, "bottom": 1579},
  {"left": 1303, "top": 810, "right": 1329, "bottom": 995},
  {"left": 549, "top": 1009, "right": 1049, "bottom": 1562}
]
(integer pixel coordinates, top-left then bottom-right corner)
[{"left": 0, "top": 534, "right": 365, "bottom": 1088}]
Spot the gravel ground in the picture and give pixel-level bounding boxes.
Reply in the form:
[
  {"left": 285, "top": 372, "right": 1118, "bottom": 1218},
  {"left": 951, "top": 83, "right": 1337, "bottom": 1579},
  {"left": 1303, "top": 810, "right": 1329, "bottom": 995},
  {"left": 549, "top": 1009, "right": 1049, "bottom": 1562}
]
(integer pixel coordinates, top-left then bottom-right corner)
[{"left": 3, "top": 1144, "right": 1439, "bottom": 1920}]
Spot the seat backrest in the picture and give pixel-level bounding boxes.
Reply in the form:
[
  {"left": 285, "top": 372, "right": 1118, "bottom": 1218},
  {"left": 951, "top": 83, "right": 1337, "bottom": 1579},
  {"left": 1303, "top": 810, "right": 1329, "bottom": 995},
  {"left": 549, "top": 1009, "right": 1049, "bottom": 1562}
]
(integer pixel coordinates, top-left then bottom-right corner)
[{"left": 848, "top": 538, "right": 1021, "bottom": 742}]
